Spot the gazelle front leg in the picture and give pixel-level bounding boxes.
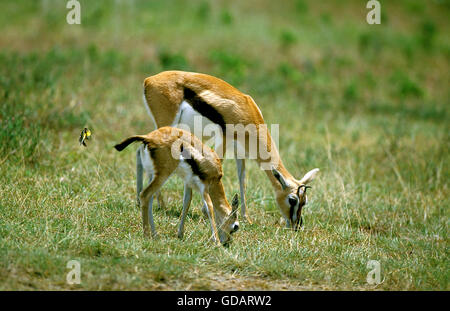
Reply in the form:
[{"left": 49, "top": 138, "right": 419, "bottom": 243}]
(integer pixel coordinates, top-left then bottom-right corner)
[
  {"left": 147, "top": 195, "right": 157, "bottom": 237},
  {"left": 236, "top": 158, "right": 251, "bottom": 223},
  {"left": 202, "top": 191, "right": 221, "bottom": 246},
  {"left": 177, "top": 184, "right": 192, "bottom": 239}
]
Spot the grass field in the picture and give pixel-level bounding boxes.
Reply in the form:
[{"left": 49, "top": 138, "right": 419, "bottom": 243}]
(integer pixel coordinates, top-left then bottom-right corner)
[{"left": 0, "top": 0, "right": 448, "bottom": 290}]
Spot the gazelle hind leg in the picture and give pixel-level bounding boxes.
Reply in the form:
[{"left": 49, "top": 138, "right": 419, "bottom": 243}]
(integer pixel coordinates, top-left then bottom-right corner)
[
  {"left": 177, "top": 184, "right": 192, "bottom": 239},
  {"left": 146, "top": 175, "right": 165, "bottom": 210},
  {"left": 142, "top": 93, "right": 167, "bottom": 210},
  {"left": 147, "top": 195, "right": 156, "bottom": 237},
  {"left": 139, "top": 172, "right": 171, "bottom": 238},
  {"left": 136, "top": 147, "right": 144, "bottom": 207}
]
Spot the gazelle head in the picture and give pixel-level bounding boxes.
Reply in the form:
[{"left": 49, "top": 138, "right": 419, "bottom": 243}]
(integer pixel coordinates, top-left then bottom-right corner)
[
  {"left": 217, "top": 193, "right": 240, "bottom": 246},
  {"left": 271, "top": 167, "right": 319, "bottom": 231}
]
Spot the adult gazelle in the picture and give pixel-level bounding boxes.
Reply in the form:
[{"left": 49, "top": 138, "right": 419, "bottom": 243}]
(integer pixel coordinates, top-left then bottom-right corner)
[{"left": 141, "top": 71, "right": 319, "bottom": 230}]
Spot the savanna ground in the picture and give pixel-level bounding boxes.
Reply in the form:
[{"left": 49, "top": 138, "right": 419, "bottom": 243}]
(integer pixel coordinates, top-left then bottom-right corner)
[{"left": 0, "top": 0, "right": 448, "bottom": 290}]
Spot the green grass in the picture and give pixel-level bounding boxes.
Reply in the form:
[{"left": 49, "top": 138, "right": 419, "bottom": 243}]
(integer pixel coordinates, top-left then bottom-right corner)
[{"left": 0, "top": 0, "right": 448, "bottom": 290}]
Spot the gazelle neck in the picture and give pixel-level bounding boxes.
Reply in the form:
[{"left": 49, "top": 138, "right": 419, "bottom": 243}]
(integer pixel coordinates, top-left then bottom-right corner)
[
  {"left": 255, "top": 126, "right": 296, "bottom": 190},
  {"left": 208, "top": 180, "right": 231, "bottom": 219}
]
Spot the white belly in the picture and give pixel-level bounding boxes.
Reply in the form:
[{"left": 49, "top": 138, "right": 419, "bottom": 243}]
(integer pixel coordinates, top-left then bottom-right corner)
[
  {"left": 176, "top": 160, "right": 205, "bottom": 193},
  {"left": 172, "top": 101, "right": 222, "bottom": 148}
]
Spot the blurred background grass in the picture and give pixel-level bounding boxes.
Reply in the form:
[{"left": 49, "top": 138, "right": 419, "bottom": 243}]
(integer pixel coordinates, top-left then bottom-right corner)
[{"left": 0, "top": 0, "right": 448, "bottom": 290}]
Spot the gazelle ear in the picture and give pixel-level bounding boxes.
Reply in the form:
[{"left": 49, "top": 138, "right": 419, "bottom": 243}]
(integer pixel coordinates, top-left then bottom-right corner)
[
  {"left": 271, "top": 166, "right": 289, "bottom": 190},
  {"left": 298, "top": 168, "right": 320, "bottom": 185},
  {"left": 231, "top": 193, "right": 239, "bottom": 211},
  {"left": 231, "top": 194, "right": 239, "bottom": 220}
]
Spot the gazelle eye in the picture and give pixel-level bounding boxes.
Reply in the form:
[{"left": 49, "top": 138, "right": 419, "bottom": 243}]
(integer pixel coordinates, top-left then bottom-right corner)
[{"left": 288, "top": 196, "right": 298, "bottom": 206}]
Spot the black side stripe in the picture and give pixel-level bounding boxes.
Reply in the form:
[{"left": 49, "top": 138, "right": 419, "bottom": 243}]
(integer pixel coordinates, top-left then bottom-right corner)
[
  {"left": 183, "top": 87, "right": 226, "bottom": 131},
  {"left": 180, "top": 144, "right": 207, "bottom": 181},
  {"left": 185, "top": 157, "right": 207, "bottom": 181},
  {"left": 148, "top": 146, "right": 157, "bottom": 159}
]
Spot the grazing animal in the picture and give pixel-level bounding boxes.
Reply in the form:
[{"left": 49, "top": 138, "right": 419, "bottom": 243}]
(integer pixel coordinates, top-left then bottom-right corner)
[
  {"left": 114, "top": 126, "right": 239, "bottom": 246},
  {"left": 141, "top": 70, "right": 319, "bottom": 230}
]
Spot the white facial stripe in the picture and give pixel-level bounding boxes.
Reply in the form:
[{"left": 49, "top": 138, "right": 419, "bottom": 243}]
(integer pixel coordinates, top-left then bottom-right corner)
[
  {"left": 229, "top": 221, "right": 239, "bottom": 233},
  {"left": 292, "top": 204, "right": 299, "bottom": 222},
  {"left": 286, "top": 193, "right": 304, "bottom": 224}
]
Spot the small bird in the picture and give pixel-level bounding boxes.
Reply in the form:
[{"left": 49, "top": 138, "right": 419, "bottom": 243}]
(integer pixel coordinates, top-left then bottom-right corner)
[{"left": 79, "top": 127, "right": 92, "bottom": 147}]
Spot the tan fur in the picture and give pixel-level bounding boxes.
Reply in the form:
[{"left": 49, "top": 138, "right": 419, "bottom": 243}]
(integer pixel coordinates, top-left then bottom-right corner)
[
  {"left": 142, "top": 71, "right": 319, "bottom": 229},
  {"left": 115, "top": 126, "right": 238, "bottom": 245}
]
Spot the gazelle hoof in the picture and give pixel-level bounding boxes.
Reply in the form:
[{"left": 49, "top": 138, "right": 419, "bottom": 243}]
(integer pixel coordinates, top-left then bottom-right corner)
[
  {"left": 242, "top": 214, "right": 253, "bottom": 224},
  {"left": 144, "top": 230, "right": 158, "bottom": 239},
  {"left": 209, "top": 237, "right": 221, "bottom": 247}
]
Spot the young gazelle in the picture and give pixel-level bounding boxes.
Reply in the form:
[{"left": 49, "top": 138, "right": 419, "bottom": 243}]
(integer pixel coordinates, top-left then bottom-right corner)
[
  {"left": 114, "top": 126, "right": 239, "bottom": 246},
  {"left": 141, "top": 70, "right": 319, "bottom": 230}
]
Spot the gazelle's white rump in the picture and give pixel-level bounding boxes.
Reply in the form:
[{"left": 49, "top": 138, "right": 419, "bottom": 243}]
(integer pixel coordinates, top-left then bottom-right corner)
[{"left": 140, "top": 145, "right": 155, "bottom": 176}]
